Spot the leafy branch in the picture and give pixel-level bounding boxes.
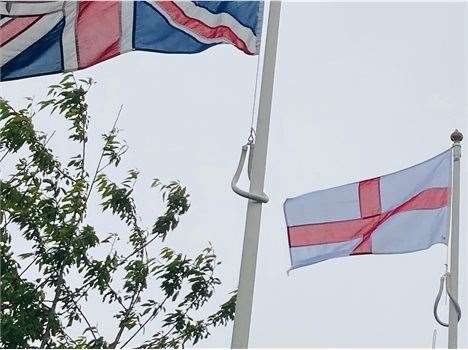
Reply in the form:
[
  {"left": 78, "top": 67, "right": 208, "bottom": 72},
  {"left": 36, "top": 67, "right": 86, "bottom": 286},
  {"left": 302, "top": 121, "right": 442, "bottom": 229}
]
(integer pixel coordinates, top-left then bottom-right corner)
[{"left": 0, "top": 75, "right": 235, "bottom": 348}]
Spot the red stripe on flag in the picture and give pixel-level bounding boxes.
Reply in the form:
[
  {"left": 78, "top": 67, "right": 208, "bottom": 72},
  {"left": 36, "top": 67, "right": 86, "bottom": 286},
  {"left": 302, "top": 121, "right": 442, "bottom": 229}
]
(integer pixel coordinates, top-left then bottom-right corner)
[
  {"left": 288, "top": 216, "right": 379, "bottom": 248},
  {"left": 354, "top": 177, "right": 381, "bottom": 253},
  {"left": 155, "top": 1, "right": 253, "bottom": 55},
  {"left": 0, "top": 15, "right": 42, "bottom": 47},
  {"left": 288, "top": 187, "right": 449, "bottom": 248},
  {"left": 76, "top": 1, "right": 120, "bottom": 69},
  {"left": 358, "top": 177, "right": 381, "bottom": 218},
  {"left": 398, "top": 187, "right": 449, "bottom": 212}
]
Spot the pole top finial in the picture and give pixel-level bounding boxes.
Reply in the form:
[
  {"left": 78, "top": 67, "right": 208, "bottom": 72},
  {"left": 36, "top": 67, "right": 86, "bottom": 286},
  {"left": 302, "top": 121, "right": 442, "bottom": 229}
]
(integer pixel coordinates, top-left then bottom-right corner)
[{"left": 451, "top": 129, "right": 463, "bottom": 143}]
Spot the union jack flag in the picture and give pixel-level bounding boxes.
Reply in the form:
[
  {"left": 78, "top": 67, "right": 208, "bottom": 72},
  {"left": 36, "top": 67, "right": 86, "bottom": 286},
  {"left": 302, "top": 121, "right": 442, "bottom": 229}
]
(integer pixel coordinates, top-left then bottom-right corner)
[{"left": 0, "top": 1, "right": 263, "bottom": 81}]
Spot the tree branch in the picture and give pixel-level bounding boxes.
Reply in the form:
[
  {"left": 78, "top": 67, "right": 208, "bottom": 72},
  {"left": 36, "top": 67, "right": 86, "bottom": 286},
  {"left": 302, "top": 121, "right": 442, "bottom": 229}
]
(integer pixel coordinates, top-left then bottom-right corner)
[
  {"left": 40, "top": 272, "right": 64, "bottom": 347},
  {"left": 109, "top": 287, "right": 142, "bottom": 348},
  {"left": 18, "top": 255, "right": 39, "bottom": 277},
  {"left": 120, "top": 296, "right": 170, "bottom": 348},
  {"left": 151, "top": 254, "right": 219, "bottom": 347},
  {"left": 62, "top": 285, "right": 99, "bottom": 342},
  {"left": 119, "top": 234, "right": 160, "bottom": 268},
  {"left": 85, "top": 105, "right": 123, "bottom": 204},
  {"left": 0, "top": 149, "right": 11, "bottom": 164}
]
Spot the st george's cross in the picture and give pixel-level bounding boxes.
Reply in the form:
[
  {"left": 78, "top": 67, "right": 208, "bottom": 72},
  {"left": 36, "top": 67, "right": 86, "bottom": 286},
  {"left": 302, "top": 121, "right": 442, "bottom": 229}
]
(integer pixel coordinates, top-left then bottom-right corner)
[
  {"left": 0, "top": 1, "right": 262, "bottom": 81},
  {"left": 284, "top": 149, "right": 452, "bottom": 270}
]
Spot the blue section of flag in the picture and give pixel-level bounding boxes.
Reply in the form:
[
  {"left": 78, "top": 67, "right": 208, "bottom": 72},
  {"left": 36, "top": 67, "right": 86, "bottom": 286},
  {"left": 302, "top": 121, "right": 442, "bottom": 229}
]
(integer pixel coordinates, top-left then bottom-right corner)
[
  {"left": 1, "top": 18, "right": 64, "bottom": 81},
  {"left": 192, "top": 1, "right": 261, "bottom": 34},
  {"left": 133, "top": 1, "right": 214, "bottom": 54}
]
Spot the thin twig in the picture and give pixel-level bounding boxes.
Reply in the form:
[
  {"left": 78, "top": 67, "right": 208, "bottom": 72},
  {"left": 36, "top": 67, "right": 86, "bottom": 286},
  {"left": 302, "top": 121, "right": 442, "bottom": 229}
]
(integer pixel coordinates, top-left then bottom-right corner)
[
  {"left": 0, "top": 150, "right": 11, "bottom": 164},
  {"left": 80, "top": 254, "right": 128, "bottom": 311},
  {"left": 62, "top": 285, "right": 99, "bottom": 341},
  {"left": 97, "top": 144, "right": 129, "bottom": 173},
  {"left": 18, "top": 255, "right": 39, "bottom": 277},
  {"left": 120, "top": 296, "right": 170, "bottom": 348},
  {"left": 44, "top": 130, "right": 57, "bottom": 146},
  {"left": 109, "top": 286, "right": 143, "bottom": 348},
  {"left": 0, "top": 215, "right": 14, "bottom": 234},
  {"left": 55, "top": 167, "right": 77, "bottom": 184},
  {"left": 85, "top": 105, "right": 123, "bottom": 203},
  {"left": 118, "top": 234, "right": 161, "bottom": 267}
]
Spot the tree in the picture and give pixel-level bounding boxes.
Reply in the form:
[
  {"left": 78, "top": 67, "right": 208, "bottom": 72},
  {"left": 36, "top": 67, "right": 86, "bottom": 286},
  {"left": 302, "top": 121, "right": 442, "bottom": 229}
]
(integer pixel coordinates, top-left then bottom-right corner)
[{"left": 0, "top": 75, "right": 236, "bottom": 348}]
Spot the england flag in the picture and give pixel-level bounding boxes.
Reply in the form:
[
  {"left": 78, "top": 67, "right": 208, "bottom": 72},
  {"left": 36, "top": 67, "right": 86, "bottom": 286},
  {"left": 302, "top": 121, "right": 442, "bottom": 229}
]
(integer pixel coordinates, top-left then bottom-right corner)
[
  {"left": 284, "top": 149, "right": 453, "bottom": 270},
  {"left": 0, "top": 1, "right": 263, "bottom": 81}
]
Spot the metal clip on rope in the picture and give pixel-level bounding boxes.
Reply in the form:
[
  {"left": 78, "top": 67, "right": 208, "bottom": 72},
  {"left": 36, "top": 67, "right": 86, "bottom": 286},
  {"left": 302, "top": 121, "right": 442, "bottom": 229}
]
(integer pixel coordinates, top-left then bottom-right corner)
[
  {"left": 231, "top": 143, "right": 269, "bottom": 203},
  {"left": 433, "top": 273, "right": 462, "bottom": 327}
]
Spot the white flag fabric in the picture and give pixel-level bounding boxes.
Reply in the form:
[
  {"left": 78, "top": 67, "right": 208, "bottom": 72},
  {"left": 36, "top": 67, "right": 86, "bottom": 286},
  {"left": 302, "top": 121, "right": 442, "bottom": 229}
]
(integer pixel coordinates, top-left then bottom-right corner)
[{"left": 284, "top": 149, "right": 452, "bottom": 270}]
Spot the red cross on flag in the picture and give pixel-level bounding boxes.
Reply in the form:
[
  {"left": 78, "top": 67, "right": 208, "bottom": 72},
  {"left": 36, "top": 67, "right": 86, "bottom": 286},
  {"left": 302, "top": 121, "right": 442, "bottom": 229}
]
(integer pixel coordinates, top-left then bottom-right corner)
[{"left": 284, "top": 149, "right": 452, "bottom": 270}]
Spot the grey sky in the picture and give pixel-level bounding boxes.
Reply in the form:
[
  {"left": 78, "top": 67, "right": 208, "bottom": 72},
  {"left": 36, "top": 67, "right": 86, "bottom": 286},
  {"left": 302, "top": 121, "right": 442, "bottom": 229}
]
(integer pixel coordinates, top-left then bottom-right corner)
[{"left": 2, "top": 2, "right": 467, "bottom": 348}]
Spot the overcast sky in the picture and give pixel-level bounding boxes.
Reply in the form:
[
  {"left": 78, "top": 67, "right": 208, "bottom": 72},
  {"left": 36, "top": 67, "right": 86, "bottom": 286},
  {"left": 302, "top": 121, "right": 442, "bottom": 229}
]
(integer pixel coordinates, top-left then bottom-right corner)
[{"left": 2, "top": 1, "right": 467, "bottom": 348}]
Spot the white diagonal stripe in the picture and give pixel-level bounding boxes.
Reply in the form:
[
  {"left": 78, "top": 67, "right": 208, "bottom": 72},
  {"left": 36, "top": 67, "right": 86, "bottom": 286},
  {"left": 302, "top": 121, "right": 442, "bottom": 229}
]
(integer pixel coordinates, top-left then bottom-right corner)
[
  {"left": 175, "top": 1, "right": 258, "bottom": 52},
  {"left": 0, "top": 16, "right": 13, "bottom": 27},
  {"left": 62, "top": 1, "right": 78, "bottom": 72},
  {"left": 120, "top": 0, "right": 134, "bottom": 54},
  {"left": 149, "top": 2, "right": 220, "bottom": 46},
  {"left": 0, "top": 1, "right": 62, "bottom": 16},
  {"left": 150, "top": 1, "right": 257, "bottom": 54},
  {"left": 0, "top": 10, "right": 62, "bottom": 66}
]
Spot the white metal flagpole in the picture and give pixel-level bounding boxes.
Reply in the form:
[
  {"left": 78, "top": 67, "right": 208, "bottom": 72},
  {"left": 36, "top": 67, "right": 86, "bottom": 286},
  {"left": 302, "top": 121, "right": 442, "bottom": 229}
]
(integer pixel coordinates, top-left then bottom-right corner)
[
  {"left": 448, "top": 129, "right": 463, "bottom": 348},
  {"left": 231, "top": 2, "right": 282, "bottom": 348}
]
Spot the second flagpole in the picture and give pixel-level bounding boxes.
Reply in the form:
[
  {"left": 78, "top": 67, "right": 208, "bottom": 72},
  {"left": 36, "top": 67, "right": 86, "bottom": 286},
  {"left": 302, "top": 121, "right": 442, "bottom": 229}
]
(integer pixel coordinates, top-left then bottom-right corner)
[
  {"left": 231, "top": 2, "right": 282, "bottom": 348},
  {"left": 448, "top": 129, "right": 463, "bottom": 348}
]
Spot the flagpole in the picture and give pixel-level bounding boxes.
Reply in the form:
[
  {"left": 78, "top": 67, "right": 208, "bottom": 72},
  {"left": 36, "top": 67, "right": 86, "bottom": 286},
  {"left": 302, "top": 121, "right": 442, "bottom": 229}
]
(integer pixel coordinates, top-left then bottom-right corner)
[
  {"left": 231, "top": 2, "right": 281, "bottom": 348},
  {"left": 448, "top": 129, "right": 463, "bottom": 349}
]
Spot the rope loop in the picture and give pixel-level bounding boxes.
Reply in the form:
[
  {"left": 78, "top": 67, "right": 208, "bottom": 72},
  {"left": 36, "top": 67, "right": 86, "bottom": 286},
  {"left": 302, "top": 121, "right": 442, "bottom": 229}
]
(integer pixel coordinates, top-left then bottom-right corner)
[
  {"left": 433, "top": 272, "right": 462, "bottom": 327},
  {"left": 231, "top": 142, "right": 268, "bottom": 203}
]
